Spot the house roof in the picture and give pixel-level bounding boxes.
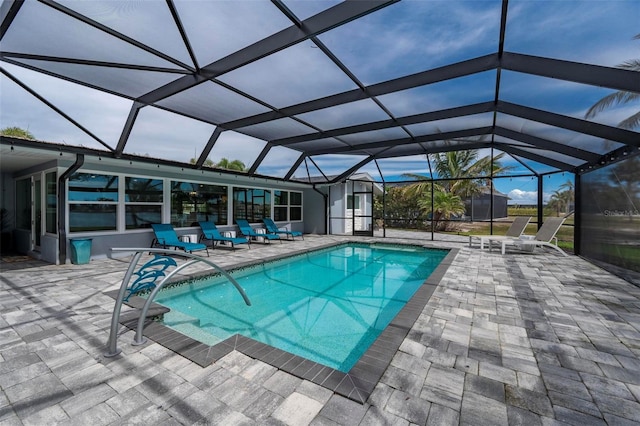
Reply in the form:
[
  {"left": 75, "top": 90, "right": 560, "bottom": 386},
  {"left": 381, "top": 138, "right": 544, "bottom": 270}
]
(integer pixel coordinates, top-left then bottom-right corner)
[
  {"left": 1, "top": 1, "right": 638, "bottom": 183},
  {"left": 295, "top": 172, "right": 384, "bottom": 195}
]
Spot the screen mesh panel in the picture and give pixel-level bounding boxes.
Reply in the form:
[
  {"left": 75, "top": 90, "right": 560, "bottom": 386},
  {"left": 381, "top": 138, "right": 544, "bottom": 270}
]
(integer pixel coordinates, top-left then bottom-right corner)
[{"left": 580, "top": 156, "right": 640, "bottom": 275}]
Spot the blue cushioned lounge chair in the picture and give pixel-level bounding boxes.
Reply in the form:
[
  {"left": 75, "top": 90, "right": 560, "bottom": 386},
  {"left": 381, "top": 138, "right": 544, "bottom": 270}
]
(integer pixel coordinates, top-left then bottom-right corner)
[
  {"left": 262, "top": 218, "right": 303, "bottom": 240},
  {"left": 198, "top": 221, "right": 250, "bottom": 250},
  {"left": 236, "top": 219, "right": 281, "bottom": 243},
  {"left": 151, "top": 223, "right": 209, "bottom": 256}
]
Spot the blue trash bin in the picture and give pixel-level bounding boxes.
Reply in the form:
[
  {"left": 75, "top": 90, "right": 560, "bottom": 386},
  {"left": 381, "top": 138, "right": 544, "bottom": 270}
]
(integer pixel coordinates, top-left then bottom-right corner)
[{"left": 70, "top": 238, "right": 92, "bottom": 264}]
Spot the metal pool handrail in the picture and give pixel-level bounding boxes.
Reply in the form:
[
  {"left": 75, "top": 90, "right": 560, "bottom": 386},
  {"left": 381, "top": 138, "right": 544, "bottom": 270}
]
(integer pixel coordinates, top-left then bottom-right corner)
[{"left": 104, "top": 248, "right": 250, "bottom": 358}]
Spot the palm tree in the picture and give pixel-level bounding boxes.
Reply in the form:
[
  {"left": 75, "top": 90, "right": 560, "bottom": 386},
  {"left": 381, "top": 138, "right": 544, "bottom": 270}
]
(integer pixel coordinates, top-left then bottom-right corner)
[
  {"left": 585, "top": 33, "right": 640, "bottom": 130},
  {"left": 558, "top": 179, "right": 575, "bottom": 214},
  {"left": 189, "top": 158, "right": 215, "bottom": 167},
  {"left": 428, "top": 150, "right": 513, "bottom": 198},
  {"left": 216, "top": 158, "right": 246, "bottom": 171},
  {"left": 1, "top": 126, "right": 35, "bottom": 140},
  {"left": 430, "top": 150, "right": 479, "bottom": 197},
  {"left": 402, "top": 147, "right": 513, "bottom": 198},
  {"left": 548, "top": 190, "right": 565, "bottom": 216},
  {"left": 547, "top": 179, "right": 574, "bottom": 216},
  {"left": 419, "top": 191, "right": 465, "bottom": 231},
  {"left": 398, "top": 147, "right": 513, "bottom": 230},
  {"left": 402, "top": 150, "right": 508, "bottom": 197}
]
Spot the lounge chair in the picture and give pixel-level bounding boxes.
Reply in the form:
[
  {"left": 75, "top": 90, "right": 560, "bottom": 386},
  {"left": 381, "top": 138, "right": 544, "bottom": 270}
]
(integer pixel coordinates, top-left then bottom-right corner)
[
  {"left": 469, "top": 216, "right": 531, "bottom": 249},
  {"left": 489, "top": 217, "right": 567, "bottom": 256},
  {"left": 236, "top": 219, "right": 281, "bottom": 243},
  {"left": 198, "top": 221, "right": 250, "bottom": 250},
  {"left": 150, "top": 223, "right": 209, "bottom": 256},
  {"left": 262, "top": 218, "right": 304, "bottom": 241}
]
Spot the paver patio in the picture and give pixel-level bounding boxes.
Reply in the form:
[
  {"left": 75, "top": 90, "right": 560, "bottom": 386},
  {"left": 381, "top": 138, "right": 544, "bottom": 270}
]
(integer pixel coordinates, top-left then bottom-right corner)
[{"left": 1, "top": 233, "right": 639, "bottom": 425}]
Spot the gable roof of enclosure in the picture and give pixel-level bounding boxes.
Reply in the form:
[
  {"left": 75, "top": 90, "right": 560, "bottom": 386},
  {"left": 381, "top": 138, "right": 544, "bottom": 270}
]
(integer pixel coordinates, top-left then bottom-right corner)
[{"left": 1, "top": 0, "right": 639, "bottom": 183}]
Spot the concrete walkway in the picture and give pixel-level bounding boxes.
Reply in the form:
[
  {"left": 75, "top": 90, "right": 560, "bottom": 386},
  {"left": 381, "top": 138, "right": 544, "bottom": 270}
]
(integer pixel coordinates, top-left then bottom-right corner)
[{"left": 1, "top": 233, "right": 639, "bottom": 425}]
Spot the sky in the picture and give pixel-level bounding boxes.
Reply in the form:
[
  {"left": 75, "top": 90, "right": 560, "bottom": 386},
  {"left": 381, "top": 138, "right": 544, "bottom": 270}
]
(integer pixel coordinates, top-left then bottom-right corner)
[{"left": 1, "top": 0, "right": 638, "bottom": 206}]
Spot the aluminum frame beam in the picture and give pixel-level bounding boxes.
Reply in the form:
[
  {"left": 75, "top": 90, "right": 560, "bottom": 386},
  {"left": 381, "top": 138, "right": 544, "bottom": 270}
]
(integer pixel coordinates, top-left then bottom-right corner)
[
  {"left": 304, "top": 127, "right": 493, "bottom": 156},
  {"left": 0, "top": 0, "right": 23, "bottom": 40},
  {"left": 221, "top": 54, "right": 499, "bottom": 130},
  {"left": 499, "top": 145, "right": 575, "bottom": 171},
  {"left": 497, "top": 101, "right": 640, "bottom": 146},
  {"left": 137, "top": 0, "right": 398, "bottom": 105},
  {"left": 502, "top": 52, "right": 640, "bottom": 94},
  {"left": 494, "top": 126, "right": 600, "bottom": 162},
  {"left": 270, "top": 102, "right": 495, "bottom": 147}
]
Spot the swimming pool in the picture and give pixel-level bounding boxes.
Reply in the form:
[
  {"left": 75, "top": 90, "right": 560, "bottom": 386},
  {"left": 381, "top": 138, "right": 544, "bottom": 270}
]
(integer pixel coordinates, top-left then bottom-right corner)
[{"left": 151, "top": 243, "right": 449, "bottom": 372}]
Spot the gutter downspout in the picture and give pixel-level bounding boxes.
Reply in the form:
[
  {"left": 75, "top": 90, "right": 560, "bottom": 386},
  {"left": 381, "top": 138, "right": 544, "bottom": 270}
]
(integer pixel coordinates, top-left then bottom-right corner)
[
  {"left": 58, "top": 154, "right": 84, "bottom": 265},
  {"left": 312, "top": 184, "right": 329, "bottom": 235}
]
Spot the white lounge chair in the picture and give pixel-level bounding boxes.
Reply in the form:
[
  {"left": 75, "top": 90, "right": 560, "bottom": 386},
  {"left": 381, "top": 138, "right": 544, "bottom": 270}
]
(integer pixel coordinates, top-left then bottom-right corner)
[
  {"left": 469, "top": 216, "right": 531, "bottom": 250},
  {"left": 489, "top": 217, "right": 567, "bottom": 256}
]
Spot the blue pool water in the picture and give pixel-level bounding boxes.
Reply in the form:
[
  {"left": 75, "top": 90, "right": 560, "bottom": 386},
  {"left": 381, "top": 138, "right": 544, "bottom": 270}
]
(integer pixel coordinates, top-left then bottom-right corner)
[{"left": 153, "top": 243, "right": 448, "bottom": 372}]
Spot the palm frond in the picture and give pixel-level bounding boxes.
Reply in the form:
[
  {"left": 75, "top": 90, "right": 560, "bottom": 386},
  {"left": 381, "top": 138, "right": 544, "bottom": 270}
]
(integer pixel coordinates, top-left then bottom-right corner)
[
  {"left": 619, "top": 110, "right": 640, "bottom": 130},
  {"left": 401, "top": 173, "right": 430, "bottom": 181},
  {"left": 618, "top": 59, "right": 640, "bottom": 71},
  {"left": 585, "top": 91, "right": 638, "bottom": 119}
]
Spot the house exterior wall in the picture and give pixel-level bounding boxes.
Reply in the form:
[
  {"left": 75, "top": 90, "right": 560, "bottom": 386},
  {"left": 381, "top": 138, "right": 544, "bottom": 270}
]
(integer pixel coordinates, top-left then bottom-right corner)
[
  {"left": 4, "top": 156, "right": 313, "bottom": 264},
  {"left": 329, "top": 183, "right": 347, "bottom": 234},
  {"left": 324, "top": 179, "right": 378, "bottom": 235},
  {"left": 301, "top": 187, "right": 326, "bottom": 234},
  {"left": 347, "top": 180, "right": 375, "bottom": 233}
]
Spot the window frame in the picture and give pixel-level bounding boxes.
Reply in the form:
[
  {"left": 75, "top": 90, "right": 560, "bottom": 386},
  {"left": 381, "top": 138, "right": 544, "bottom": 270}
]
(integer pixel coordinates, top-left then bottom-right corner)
[
  {"left": 124, "top": 176, "right": 164, "bottom": 230},
  {"left": 170, "top": 180, "right": 229, "bottom": 228},
  {"left": 63, "top": 169, "right": 303, "bottom": 233},
  {"left": 232, "top": 186, "right": 272, "bottom": 224},
  {"left": 67, "top": 172, "right": 119, "bottom": 233},
  {"left": 274, "top": 190, "right": 303, "bottom": 222},
  {"left": 45, "top": 171, "right": 57, "bottom": 234}
]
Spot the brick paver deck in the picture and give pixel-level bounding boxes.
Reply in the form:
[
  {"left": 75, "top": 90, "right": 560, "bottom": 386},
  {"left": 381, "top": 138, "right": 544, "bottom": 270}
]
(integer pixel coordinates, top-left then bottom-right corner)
[{"left": 1, "top": 233, "right": 639, "bottom": 425}]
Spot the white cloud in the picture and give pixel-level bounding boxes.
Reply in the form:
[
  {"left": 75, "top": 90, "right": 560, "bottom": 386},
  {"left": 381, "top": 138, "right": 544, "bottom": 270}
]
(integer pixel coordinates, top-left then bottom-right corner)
[
  {"left": 508, "top": 189, "right": 552, "bottom": 205},
  {"left": 209, "top": 131, "right": 266, "bottom": 167}
]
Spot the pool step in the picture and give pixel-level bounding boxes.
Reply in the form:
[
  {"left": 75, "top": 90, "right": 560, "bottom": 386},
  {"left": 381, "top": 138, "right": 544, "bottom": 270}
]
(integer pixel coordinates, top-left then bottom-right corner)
[
  {"left": 163, "top": 312, "right": 225, "bottom": 346},
  {"left": 197, "top": 323, "right": 233, "bottom": 343},
  {"left": 161, "top": 310, "right": 201, "bottom": 328},
  {"left": 104, "top": 291, "right": 171, "bottom": 325}
]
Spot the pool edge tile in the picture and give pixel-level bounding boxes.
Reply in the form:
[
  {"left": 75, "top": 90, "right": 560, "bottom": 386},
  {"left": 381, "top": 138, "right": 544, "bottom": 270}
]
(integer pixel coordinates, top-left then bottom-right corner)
[{"left": 106, "top": 242, "right": 458, "bottom": 405}]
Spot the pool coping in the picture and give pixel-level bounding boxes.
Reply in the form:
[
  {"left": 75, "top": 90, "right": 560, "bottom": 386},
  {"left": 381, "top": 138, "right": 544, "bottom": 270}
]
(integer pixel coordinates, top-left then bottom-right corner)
[{"left": 110, "top": 242, "right": 459, "bottom": 404}]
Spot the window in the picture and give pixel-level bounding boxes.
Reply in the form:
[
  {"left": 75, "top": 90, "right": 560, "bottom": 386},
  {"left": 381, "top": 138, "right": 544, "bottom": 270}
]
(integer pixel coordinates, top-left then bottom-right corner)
[
  {"left": 272, "top": 190, "right": 302, "bottom": 221},
  {"left": 347, "top": 195, "right": 360, "bottom": 210},
  {"left": 68, "top": 173, "right": 118, "bottom": 232},
  {"left": 233, "top": 187, "right": 271, "bottom": 223},
  {"left": 171, "top": 181, "right": 227, "bottom": 227},
  {"left": 273, "top": 190, "right": 288, "bottom": 221},
  {"left": 45, "top": 172, "right": 56, "bottom": 234},
  {"left": 125, "top": 177, "right": 163, "bottom": 229},
  {"left": 290, "top": 191, "right": 302, "bottom": 221},
  {"left": 69, "top": 173, "right": 118, "bottom": 202}
]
